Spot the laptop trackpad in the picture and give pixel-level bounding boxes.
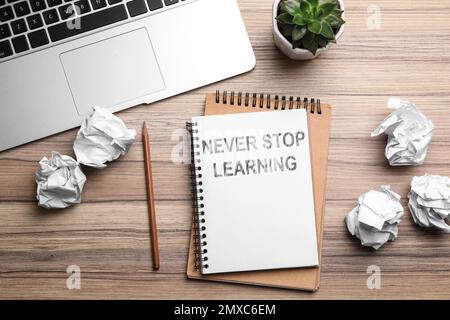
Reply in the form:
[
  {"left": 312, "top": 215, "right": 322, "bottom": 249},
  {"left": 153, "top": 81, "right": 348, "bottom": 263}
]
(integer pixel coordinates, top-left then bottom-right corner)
[{"left": 60, "top": 28, "right": 165, "bottom": 115}]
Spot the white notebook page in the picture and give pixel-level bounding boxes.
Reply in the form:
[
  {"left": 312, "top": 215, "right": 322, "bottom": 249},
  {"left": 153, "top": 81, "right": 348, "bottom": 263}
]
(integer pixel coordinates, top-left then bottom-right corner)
[{"left": 192, "top": 109, "right": 318, "bottom": 274}]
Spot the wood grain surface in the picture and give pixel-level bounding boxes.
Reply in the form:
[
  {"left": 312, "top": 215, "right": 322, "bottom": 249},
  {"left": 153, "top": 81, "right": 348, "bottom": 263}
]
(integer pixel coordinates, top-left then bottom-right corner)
[{"left": 1, "top": 0, "right": 450, "bottom": 299}]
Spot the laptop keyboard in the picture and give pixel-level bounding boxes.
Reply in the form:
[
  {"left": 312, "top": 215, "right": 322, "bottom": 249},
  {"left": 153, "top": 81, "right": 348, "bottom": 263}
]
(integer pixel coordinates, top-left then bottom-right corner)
[{"left": 0, "top": 0, "right": 189, "bottom": 61}]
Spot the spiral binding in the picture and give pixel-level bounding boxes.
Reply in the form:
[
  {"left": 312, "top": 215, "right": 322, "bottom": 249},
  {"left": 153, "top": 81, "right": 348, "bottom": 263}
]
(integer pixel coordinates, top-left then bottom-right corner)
[
  {"left": 186, "top": 121, "right": 209, "bottom": 271},
  {"left": 215, "top": 90, "right": 322, "bottom": 114}
]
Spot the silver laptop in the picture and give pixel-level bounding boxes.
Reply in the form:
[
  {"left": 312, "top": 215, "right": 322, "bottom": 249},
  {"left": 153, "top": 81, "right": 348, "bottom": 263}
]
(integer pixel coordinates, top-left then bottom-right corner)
[{"left": 0, "top": 0, "right": 255, "bottom": 151}]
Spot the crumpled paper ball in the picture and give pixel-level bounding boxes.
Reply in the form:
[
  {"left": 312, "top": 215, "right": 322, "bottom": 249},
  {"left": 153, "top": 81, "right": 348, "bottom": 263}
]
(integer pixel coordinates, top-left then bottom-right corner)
[
  {"left": 35, "top": 152, "right": 87, "bottom": 209},
  {"left": 74, "top": 106, "right": 136, "bottom": 168},
  {"left": 408, "top": 174, "right": 450, "bottom": 232},
  {"left": 345, "top": 186, "right": 404, "bottom": 250},
  {"left": 371, "top": 97, "right": 434, "bottom": 166}
]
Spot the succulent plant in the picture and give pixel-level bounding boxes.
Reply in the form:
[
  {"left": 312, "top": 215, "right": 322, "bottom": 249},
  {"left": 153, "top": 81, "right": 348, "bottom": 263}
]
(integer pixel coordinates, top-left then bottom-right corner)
[{"left": 276, "top": 0, "right": 345, "bottom": 55}]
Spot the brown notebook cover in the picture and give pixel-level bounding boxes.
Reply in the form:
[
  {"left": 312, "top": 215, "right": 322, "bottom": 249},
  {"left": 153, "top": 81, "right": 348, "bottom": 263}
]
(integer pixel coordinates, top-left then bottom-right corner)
[{"left": 186, "top": 91, "right": 332, "bottom": 291}]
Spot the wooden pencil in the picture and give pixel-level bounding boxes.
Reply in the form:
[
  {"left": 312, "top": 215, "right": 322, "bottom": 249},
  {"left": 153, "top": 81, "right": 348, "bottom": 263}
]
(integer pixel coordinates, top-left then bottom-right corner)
[{"left": 142, "top": 122, "right": 160, "bottom": 270}]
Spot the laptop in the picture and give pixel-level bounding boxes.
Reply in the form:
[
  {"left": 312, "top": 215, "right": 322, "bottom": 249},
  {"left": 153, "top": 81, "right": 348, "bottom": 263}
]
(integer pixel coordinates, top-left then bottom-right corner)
[{"left": 0, "top": 0, "right": 255, "bottom": 151}]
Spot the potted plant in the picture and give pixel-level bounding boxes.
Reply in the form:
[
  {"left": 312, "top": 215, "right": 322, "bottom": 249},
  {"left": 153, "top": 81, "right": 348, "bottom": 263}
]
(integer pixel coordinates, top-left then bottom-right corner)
[{"left": 273, "top": 0, "right": 345, "bottom": 60}]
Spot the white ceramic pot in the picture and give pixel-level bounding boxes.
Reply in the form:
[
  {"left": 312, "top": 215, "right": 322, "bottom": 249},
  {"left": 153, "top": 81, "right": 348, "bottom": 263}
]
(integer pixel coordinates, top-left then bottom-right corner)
[{"left": 272, "top": 0, "right": 345, "bottom": 60}]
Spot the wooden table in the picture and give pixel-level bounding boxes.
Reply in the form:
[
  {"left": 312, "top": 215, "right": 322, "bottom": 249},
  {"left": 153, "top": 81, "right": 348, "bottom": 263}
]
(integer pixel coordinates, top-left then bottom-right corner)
[{"left": 1, "top": 0, "right": 450, "bottom": 299}]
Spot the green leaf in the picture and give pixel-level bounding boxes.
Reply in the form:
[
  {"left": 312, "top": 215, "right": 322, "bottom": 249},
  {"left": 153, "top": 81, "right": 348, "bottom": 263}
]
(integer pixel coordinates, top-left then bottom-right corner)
[
  {"left": 292, "top": 13, "right": 306, "bottom": 25},
  {"left": 308, "top": 0, "right": 318, "bottom": 6},
  {"left": 333, "top": 8, "right": 344, "bottom": 16},
  {"left": 276, "top": 13, "right": 294, "bottom": 24},
  {"left": 307, "top": 21, "right": 322, "bottom": 34},
  {"left": 300, "top": 0, "right": 311, "bottom": 15},
  {"left": 316, "top": 35, "right": 328, "bottom": 47},
  {"left": 281, "top": 24, "right": 295, "bottom": 39},
  {"left": 319, "top": 2, "right": 335, "bottom": 16},
  {"left": 292, "top": 25, "right": 307, "bottom": 41},
  {"left": 283, "top": 0, "right": 301, "bottom": 15},
  {"left": 292, "top": 40, "right": 302, "bottom": 49},
  {"left": 319, "top": 0, "right": 338, "bottom": 5},
  {"left": 325, "top": 14, "right": 344, "bottom": 27},
  {"left": 301, "top": 30, "right": 313, "bottom": 45},
  {"left": 320, "top": 20, "right": 335, "bottom": 39},
  {"left": 302, "top": 32, "right": 318, "bottom": 55}
]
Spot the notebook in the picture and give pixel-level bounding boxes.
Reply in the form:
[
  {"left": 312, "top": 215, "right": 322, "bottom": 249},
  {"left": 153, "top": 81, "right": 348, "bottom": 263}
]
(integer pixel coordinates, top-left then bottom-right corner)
[
  {"left": 187, "top": 91, "right": 332, "bottom": 290},
  {"left": 187, "top": 98, "right": 319, "bottom": 275}
]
